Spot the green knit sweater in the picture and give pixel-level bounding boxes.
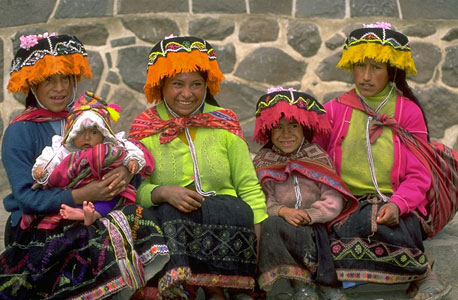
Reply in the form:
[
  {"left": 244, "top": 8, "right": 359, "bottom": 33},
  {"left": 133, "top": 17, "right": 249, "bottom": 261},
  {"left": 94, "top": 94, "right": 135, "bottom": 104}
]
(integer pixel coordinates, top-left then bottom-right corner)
[{"left": 137, "top": 102, "right": 268, "bottom": 224}]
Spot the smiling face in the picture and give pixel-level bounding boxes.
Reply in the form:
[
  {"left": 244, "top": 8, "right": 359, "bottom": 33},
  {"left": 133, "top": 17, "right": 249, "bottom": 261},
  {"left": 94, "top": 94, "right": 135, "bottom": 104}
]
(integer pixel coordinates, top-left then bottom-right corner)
[
  {"left": 353, "top": 58, "right": 389, "bottom": 97},
  {"left": 72, "top": 127, "right": 104, "bottom": 150},
  {"left": 271, "top": 117, "right": 304, "bottom": 154},
  {"left": 162, "top": 72, "right": 207, "bottom": 117},
  {"left": 34, "top": 74, "right": 74, "bottom": 112}
]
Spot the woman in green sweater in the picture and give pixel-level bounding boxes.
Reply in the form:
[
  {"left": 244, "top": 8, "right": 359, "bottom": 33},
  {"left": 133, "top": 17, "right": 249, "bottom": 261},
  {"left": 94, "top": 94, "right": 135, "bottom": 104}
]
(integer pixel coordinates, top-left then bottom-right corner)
[{"left": 129, "top": 35, "right": 268, "bottom": 300}]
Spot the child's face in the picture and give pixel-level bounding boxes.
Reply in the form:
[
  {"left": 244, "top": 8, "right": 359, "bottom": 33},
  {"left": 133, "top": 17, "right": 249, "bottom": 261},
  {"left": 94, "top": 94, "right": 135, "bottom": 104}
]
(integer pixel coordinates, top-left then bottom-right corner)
[
  {"left": 353, "top": 58, "right": 389, "bottom": 97},
  {"left": 73, "top": 127, "right": 104, "bottom": 150},
  {"left": 35, "top": 74, "right": 74, "bottom": 112},
  {"left": 271, "top": 117, "right": 304, "bottom": 154}
]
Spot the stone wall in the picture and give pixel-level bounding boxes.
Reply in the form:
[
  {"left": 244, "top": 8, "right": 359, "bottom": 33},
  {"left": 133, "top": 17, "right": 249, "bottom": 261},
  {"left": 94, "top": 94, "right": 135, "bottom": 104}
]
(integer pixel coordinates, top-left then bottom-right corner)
[{"left": 1, "top": 0, "right": 458, "bottom": 156}]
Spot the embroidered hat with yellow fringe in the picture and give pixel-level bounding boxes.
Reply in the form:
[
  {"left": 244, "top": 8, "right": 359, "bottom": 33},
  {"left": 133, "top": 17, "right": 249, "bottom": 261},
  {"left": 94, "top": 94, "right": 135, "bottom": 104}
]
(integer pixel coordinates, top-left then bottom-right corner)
[
  {"left": 337, "top": 22, "right": 417, "bottom": 75},
  {"left": 8, "top": 33, "right": 92, "bottom": 94},
  {"left": 62, "top": 91, "right": 121, "bottom": 151},
  {"left": 253, "top": 87, "right": 331, "bottom": 145},
  {"left": 144, "top": 35, "right": 225, "bottom": 104}
]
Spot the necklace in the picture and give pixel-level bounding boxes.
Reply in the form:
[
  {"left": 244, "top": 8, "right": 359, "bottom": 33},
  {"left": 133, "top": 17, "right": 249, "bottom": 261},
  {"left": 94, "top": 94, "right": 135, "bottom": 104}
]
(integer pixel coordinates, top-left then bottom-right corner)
[{"left": 359, "top": 84, "right": 395, "bottom": 202}]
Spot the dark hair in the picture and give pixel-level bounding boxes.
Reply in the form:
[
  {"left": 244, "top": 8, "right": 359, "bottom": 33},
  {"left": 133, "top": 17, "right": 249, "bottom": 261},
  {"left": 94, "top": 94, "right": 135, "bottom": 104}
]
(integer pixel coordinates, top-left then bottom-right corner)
[
  {"left": 387, "top": 65, "right": 430, "bottom": 140},
  {"left": 25, "top": 91, "right": 38, "bottom": 108},
  {"left": 200, "top": 71, "right": 220, "bottom": 106},
  {"left": 205, "top": 87, "right": 219, "bottom": 106}
]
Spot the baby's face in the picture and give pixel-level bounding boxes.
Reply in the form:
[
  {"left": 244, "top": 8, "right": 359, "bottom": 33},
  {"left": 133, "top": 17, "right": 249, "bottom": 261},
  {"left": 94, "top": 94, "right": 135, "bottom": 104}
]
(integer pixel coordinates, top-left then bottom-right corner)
[
  {"left": 271, "top": 117, "right": 304, "bottom": 154},
  {"left": 73, "top": 127, "right": 104, "bottom": 150}
]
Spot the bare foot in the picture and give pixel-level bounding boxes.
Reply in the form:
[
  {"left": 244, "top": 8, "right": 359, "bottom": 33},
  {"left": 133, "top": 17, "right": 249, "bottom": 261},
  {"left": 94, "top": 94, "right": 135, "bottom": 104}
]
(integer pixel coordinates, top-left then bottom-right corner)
[
  {"left": 60, "top": 204, "right": 84, "bottom": 221},
  {"left": 82, "top": 201, "right": 101, "bottom": 226}
]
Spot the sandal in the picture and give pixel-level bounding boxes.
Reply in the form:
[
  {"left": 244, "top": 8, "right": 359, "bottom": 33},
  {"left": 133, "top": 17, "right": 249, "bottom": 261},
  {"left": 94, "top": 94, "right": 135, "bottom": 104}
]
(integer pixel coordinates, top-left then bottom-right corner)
[
  {"left": 319, "top": 286, "right": 347, "bottom": 300},
  {"left": 294, "top": 285, "right": 319, "bottom": 300},
  {"left": 406, "top": 271, "right": 451, "bottom": 300}
]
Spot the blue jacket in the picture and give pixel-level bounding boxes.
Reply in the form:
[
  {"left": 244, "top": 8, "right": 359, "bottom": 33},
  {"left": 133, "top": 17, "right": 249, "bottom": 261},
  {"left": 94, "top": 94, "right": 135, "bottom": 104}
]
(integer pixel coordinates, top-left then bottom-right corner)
[{"left": 2, "top": 120, "right": 74, "bottom": 226}]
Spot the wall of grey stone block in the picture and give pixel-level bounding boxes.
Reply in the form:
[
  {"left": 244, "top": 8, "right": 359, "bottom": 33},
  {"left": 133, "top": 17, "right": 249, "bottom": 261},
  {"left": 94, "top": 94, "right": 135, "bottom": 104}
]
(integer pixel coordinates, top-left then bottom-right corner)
[{"left": 1, "top": 0, "right": 457, "bottom": 153}]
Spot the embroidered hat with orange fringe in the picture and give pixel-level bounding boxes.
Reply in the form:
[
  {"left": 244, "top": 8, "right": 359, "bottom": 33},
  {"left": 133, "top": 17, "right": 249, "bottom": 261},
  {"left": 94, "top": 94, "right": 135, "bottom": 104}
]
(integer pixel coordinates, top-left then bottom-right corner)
[
  {"left": 337, "top": 22, "right": 417, "bottom": 75},
  {"left": 253, "top": 87, "right": 331, "bottom": 145},
  {"left": 8, "top": 33, "right": 92, "bottom": 94},
  {"left": 144, "top": 35, "right": 225, "bottom": 104}
]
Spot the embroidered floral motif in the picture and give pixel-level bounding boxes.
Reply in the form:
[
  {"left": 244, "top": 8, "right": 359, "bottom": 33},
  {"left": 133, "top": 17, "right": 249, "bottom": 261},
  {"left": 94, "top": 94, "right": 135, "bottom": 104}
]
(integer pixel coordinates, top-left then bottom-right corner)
[
  {"left": 20, "top": 32, "right": 56, "bottom": 50},
  {"left": 375, "top": 247, "right": 384, "bottom": 256},
  {"left": 363, "top": 22, "right": 392, "bottom": 29},
  {"left": 331, "top": 237, "right": 428, "bottom": 284}
]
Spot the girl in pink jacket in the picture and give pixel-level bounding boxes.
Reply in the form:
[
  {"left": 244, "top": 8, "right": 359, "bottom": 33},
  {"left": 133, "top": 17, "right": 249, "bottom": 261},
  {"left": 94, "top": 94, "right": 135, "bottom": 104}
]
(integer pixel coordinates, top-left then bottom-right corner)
[{"left": 315, "top": 22, "right": 449, "bottom": 300}]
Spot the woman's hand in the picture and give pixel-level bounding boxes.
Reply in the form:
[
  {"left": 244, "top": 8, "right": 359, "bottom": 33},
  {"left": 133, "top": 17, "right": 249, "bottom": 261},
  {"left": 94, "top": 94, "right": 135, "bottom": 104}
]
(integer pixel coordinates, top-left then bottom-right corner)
[
  {"left": 376, "top": 202, "right": 400, "bottom": 226},
  {"left": 278, "top": 207, "right": 311, "bottom": 227},
  {"left": 71, "top": 175, "right": 126, "bottom": 205},
  {"left": 102, "top": 166, "right": 133, "bottom": 190},
  {"left": 152, "top": 186, "right": 205, "bottom": 213}
]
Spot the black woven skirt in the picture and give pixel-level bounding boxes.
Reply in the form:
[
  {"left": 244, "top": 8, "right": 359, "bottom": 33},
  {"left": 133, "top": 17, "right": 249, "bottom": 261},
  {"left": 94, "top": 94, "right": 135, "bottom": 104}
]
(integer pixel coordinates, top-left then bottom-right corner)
[
  {"left": 330, "top": 198, "right": 429, "bottom": 284},
  {"left": 0, "top": 204, "right": 169, "bottom": 299},
  {"left": 258, "top": 216, "right": 338, "bottom": 291},
  {"left": 150, "top": 194, "right": 257, "bottom": 299}
]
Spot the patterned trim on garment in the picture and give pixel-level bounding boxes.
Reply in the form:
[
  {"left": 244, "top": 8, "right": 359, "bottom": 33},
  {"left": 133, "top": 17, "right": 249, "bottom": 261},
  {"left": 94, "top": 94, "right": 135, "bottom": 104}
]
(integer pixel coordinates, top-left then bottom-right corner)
[
  {"left": 68, "top": 276, "right": 126, "bottom": 300},
  {"left": 158, "top": 266, "right": 255, "bottom": 297},
  {"left": 188, "top": 273, "right": 255, "bottom": 289},
  {"left": 336, "top": 269, "right": 426, "bottom": 284},
  {"left": 140, "top": 244, "right": 169, "bottom": 264},
  {"left": 331, "top": 238, "right": 427, "bottom": 269},
  {"left": 258, "top": 265, "right": 313, "bottom": 291},
  {"left": 158, "top": 266, "right": 192, "bottom": 295}
]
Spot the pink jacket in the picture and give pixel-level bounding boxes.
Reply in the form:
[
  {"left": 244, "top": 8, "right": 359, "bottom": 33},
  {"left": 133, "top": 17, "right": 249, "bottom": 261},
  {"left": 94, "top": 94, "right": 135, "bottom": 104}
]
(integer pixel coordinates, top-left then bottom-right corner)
[{"left": 315, "top": 90, "right": 431, "bottom": 216}]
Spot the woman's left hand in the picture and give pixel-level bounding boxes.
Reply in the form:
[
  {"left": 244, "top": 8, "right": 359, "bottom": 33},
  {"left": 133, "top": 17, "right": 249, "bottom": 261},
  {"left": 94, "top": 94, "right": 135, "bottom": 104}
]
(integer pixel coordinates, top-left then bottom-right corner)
[
  {"left": 102, "top": 166, "right": 133, "bottom": 191},
  {"left": 376, "top": 202, "right": 400, "bottom": 226}
]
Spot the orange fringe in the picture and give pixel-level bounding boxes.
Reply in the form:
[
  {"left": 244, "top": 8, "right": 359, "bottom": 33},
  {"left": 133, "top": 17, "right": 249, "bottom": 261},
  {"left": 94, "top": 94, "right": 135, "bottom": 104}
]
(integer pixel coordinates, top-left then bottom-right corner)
[
  {"left": 7, "top": 53, "right": 92, "bottom": 94},
  {"left": 337, "top": 43, "right": 417, "bottom": 75},
  {"left": 144, "top": 50, "right": 225, "bottom": 104}
]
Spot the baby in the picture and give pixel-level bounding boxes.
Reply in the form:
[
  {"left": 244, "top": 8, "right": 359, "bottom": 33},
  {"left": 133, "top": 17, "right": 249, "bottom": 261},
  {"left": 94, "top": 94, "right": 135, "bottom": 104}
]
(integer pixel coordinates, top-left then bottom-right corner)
[{"left": 32, "top": 91, "right": 153, "bottom": 226}]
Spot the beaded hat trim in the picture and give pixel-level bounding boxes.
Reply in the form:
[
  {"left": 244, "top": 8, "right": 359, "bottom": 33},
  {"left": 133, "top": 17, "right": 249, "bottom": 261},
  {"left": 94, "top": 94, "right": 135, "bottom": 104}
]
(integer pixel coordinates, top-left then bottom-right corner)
[
  {"left": 337, "top": 23, "right": 417, "bottom": 75},
  {"left": 8, "top": 34, "right": 92, "bottom": 94},
  {"left": 253, "top": 88, "right": 331, "bottom": 145},
  {"left": 144, "top": 36, "right": 225, "bottom": 104}
]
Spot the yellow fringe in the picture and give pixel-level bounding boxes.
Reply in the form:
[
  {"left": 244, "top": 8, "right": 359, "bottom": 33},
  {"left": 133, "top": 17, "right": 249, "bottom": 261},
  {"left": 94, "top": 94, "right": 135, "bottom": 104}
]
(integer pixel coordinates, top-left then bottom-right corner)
[
  {"left": 7, "top": 53, "right": 92, "bottom": 94},
  {"left": 144, "top": 50, "right": 225, "bottom": 104},
  {"left": 337, "top": 43, "right": 417, "bottom": 75}
]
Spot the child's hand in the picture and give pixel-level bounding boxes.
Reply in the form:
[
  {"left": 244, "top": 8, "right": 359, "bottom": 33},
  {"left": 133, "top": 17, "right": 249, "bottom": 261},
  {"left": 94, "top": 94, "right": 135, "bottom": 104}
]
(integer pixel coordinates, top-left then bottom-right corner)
[
  {"left": 279, "top": 207, "right": 311, "bottom": 227},
  {"left": 376, "top": 202, "right": 400, "bottom": 226},
  {"left": 33, "top": 166, "right": 45, "bottom": 179},
  {"left": 127, "top": 160, "right": 139, "bottom": 174}
]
